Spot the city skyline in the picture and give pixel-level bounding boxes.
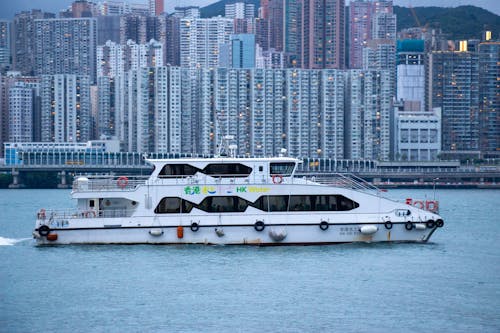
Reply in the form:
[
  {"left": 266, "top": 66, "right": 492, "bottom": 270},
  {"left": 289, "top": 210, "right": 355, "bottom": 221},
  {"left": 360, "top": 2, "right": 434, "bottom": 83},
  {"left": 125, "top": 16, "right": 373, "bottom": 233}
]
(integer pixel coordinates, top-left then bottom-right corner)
[
  {"left": 1, "top": 0, "right": 500, "bottom": 19},
  {"left": 0, "top": 0, "right": 498, "bottom": 162}
]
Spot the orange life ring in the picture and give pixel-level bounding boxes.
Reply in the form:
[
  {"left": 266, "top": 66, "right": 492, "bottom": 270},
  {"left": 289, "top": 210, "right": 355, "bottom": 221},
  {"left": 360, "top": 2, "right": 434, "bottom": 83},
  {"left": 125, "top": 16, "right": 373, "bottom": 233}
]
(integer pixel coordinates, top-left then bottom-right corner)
[
  {"left": 425, "top": 200, "right": 439, "bottom": 212},
  {"left": 272, "top": 174, "right": 283, "bottom": 184},
  {"left": 413, "top": 200, "right": 424, "bottom": 209},
  {"left": 117, "top": 176, "right": 129, "bottom": 189}
]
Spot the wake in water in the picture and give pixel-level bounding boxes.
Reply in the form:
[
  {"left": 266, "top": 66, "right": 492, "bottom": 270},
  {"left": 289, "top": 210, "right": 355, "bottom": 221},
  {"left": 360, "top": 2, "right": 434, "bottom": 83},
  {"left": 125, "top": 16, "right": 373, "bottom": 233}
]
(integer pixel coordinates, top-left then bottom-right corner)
[{"left": 0, "top": 236, "right": 32, "bottom": 246}]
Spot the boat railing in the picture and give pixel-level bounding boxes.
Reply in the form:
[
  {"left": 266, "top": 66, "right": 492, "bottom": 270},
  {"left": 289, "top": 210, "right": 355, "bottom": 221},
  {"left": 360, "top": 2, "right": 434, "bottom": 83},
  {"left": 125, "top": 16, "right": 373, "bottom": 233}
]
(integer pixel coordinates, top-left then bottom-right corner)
[
  {"left": 71, "top": 172, "right": 383, "bottom": 192},
  {"left": 37, "top": 208, "right": 134, "bottom": 220},
  {"left": 312, "top": 173, "right": 382, "bottom": 193},
  {"left": 72, "top": 175, "right": 149, "bottom": 192}
]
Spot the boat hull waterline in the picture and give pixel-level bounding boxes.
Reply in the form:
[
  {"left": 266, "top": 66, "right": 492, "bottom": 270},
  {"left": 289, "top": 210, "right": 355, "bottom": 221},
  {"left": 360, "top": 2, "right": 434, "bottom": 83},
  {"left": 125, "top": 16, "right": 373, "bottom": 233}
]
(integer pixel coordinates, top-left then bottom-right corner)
[{"left": 34, "top": 217, "right": 442, "bottom": 245}]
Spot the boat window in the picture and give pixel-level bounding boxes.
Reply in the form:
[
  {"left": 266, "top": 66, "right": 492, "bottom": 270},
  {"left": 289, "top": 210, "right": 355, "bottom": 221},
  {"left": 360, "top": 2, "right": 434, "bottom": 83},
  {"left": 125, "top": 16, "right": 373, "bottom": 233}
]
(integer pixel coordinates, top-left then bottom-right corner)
[
  {"left": 155, "top": 197, "right": 194, "bottom": 214},
  {"left": 202, "top": 163, "right": 252, "bottom": 178},
  {"left": 289, "top": 195, "right": 313, "bottom": 211},
  {"left": 250, "top": 196, "right": 269, "bottom": 211},
  {"left": 155, "top": 197, "right": 181, "bottom": 213},
  {"left": 315, "top": 195, "right": 338, "bottom": 211},
  {"left": 270, "top": 162, "right": 295, "bottom": 176},
  {"left": 268, "top": 195, "right": 289, "bottom": 212},
  {"left": 158, "top": 164, "right": 200, "bottom": 178},
  {"left": 338, "top": 196, "right": 359, "bottom": 211},
  {"left": 197, "top": 196, "right": 250, "bottom": 213}
]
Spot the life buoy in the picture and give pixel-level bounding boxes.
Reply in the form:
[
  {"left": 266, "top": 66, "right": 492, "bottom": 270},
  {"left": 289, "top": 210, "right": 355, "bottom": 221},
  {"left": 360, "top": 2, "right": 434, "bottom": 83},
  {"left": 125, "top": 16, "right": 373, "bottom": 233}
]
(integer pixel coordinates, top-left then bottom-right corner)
[
  {"left": 413, "top": 201, "right": 424, "bottom": 209},
  {"left": 436, "top": 219, "right": 444, "bottom": 228},
  {"left": 254, "top": 221, "right": 265, "bottom": 232},
  {"left": 117, "top": 176, "right": 129, "bottom": 189},
  {"left": 426, "top": 220, "right": 435, "bottom": 228},
  {"left": 425, "top": 200, "right": 439, "bottom": 213},
  {"left": 384, "top": 221, "right": 393, "bottom": 230},
  {"left": 37, "top": 208, "right": 46, "bottom": 220},
  {"left": 405, "top": 221, "right": 413, "bottom": 230},
  {"left": 319, "top": 221, "right": 329, "bottom": 230},
  {"left": 272, "top": 174, "right": 283, "bottom": 184},
  {"left": 39, "top": 225, "right": 50, "bottom": 237},
  {"left": 190, "top": 222, "right": 199, "bottom": 232}
]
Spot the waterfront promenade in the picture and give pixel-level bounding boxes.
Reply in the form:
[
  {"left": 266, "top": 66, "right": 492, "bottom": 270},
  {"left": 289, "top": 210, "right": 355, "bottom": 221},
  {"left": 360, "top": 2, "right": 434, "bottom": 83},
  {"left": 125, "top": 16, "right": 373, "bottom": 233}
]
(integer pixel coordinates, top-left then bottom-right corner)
[{"left": 0, "top": 150, "right": 498, "bottom": 189}]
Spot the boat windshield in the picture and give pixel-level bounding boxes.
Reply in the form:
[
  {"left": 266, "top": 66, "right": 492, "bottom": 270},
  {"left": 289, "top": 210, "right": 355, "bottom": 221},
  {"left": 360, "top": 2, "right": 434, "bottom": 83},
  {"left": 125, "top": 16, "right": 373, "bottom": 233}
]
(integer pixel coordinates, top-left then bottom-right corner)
[{"left": 270, "top": 162, "right": 295, "bottom": 177}]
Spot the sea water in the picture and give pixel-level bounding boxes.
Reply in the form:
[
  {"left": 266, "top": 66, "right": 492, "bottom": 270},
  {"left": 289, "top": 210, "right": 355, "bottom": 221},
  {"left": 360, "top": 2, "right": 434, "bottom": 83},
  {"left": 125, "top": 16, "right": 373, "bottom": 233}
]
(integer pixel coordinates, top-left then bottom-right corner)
[{"left": 0, "top": 189, "right": 499, "bottom": 332}]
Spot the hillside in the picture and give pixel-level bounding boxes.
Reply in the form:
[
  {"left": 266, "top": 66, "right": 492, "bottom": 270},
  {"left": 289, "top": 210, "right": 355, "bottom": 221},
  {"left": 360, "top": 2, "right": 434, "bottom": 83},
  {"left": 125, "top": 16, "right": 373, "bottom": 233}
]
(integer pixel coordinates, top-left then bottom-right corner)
[
  {"left": 200, "top": 1, "right": 499, "bottom": 40},
  {"left": 394, "top": 5, "right": 500, "bottom": 40}
]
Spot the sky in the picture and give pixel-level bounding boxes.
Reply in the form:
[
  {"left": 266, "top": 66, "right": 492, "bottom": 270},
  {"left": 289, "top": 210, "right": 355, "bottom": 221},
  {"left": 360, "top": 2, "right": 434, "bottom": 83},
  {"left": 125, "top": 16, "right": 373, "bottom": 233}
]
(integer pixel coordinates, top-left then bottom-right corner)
[{"left": 0, "top": 0, "right": 499, "bottom": 19}]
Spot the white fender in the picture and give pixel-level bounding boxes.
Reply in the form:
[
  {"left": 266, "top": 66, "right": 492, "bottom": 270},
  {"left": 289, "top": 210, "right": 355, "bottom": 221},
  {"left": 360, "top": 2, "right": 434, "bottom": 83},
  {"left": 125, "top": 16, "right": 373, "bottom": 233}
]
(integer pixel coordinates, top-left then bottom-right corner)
[
  {"left": 149, "top": 229, "right": 164, "bottom": 236},
  {"left": 360, "top": 225, "right": 378, "bottom": 235}
]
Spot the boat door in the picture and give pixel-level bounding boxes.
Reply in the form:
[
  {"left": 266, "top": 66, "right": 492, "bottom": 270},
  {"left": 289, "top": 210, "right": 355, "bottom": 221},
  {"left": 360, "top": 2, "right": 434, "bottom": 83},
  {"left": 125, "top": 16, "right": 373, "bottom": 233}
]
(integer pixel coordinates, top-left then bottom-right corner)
[
  {"left": 255, "top": 163, "right": 266, "bottom": 183},
  {"left": 89, "top": 198, "right": 99, "bottom": 213}
]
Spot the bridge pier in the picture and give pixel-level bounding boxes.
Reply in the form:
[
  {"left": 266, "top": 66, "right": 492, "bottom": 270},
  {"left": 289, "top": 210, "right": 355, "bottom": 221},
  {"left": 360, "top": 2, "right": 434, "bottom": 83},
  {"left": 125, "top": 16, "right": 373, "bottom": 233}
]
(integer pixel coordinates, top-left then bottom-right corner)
[
  {"left": 8, "top": 168, "right": 24, "bottom": 189},
  {"left": 57, "top": 170, "right": 69, "bottom": 189}
]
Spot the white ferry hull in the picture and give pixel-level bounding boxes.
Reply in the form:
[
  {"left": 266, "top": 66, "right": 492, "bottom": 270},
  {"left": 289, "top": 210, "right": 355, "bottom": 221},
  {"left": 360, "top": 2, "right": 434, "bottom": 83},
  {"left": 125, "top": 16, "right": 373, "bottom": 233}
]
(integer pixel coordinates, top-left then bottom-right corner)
[
  {"left": 34, "top": 217, "right": 441, "bottom": 245},
  {"left": 33, "top": 155, "right": 444, "bottom": 246}
]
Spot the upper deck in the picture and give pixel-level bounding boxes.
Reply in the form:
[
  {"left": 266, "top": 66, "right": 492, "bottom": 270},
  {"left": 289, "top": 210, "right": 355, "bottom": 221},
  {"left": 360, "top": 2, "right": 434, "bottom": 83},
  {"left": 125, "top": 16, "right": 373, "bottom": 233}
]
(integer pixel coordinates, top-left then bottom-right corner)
[
  {"left": 71, "top": 156, "right": 381, "bottom": 195},
  {"left": 73, "top": 156, "right": 302, "bottom": 192}
]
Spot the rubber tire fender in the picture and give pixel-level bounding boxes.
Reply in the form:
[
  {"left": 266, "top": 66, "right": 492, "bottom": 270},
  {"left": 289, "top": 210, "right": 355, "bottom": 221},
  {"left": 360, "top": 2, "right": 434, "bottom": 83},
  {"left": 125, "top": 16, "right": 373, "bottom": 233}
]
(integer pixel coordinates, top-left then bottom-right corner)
[
  {"left": 254, "top": 221, "right": 265, "bottom": 232},
  {"left": 319, "top": 221, "right": 329, "bottom": 231},
  {"left": 39, "top": 225, "right": 50, "bottom": 237}
]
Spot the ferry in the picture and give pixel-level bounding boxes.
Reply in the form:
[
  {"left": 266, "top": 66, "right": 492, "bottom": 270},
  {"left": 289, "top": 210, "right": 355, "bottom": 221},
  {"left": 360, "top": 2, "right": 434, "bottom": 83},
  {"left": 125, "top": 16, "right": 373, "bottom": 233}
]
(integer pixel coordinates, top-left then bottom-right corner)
[{"left": 33, "top": 145, "right": 444, "bottom": 245}]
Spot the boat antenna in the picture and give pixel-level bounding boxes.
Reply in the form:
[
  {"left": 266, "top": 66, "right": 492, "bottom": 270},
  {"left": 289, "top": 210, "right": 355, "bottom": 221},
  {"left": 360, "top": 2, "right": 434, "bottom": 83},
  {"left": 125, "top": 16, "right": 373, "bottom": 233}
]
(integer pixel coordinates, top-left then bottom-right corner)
[{"left": 217, "top": 135, "right": 236, "bottom": 157}]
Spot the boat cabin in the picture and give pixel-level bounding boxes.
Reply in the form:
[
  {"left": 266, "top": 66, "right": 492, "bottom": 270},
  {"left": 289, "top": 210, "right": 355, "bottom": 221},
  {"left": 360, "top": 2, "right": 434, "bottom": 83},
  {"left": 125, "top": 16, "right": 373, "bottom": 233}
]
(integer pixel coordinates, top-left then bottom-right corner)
[{"left": 147, "top": 157, "right": 299, "bottom": 184}]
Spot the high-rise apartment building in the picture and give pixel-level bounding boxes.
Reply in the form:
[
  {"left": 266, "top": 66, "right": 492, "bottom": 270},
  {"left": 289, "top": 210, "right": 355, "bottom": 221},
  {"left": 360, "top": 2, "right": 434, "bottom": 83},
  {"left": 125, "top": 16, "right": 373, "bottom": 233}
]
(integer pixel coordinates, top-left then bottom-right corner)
[
  {"left": 226, "top": 34, "right": 256, "bottom": 68},
  {"left": 213, "top": 68, "right": 252, "bottom": 155},
  {"left": 164, "top": 15, "right": 181, "bottom": 66},
  {"left": 225, "top": 3, "right": 255, "bottom": 19},
  {"left": 180, "top": 18, "right": 234, "bottom": 68},
  {"left": 40, "top": 75, "right": 92, "bottom": 142},
  {"left": 429, "top": 50, "right": 479, "bottom": 152},
  {"left": 300, "top": 0, "right": 345, "bottom": 69},
  {"left": 478, "top": 40, "right": 499, "bottom": 154},
  {"left": 12, "top": 10, "right": 55, "bottom": 76},
  {"left": 34, "top": 18, "right": 97, "bottom": 83},
  {"left": 174, "top": 6, "right": 200, "bottom": 19},
  {"left": 8, "top": 82, "right": 35, "bottom": 142},
  {"left": 97, "top": 76, "right": 116, "bottom": 139},
  {"left": 251, "top": 68, "right": 286, "bottom": 156},
  {"left": 349, "top": 0, "right": 395, "bottom": 69},
  {"left": 0, "top": 72, "right": 41, "bottom": 153},
  {"left": 346, "top": 69, "right": 392, "bottom": 160},
  {"left": 0, "top": 20, "right": 10, "bottom": 71},
  {"left": 349, "top": 1, "right": 372, "bottom": 69},
  {"left": 283, "top": 0, "right": 300, "bottom": 67},
  {"left": 97, "top": 16, "right": 121, "bottom": 44},
  {"left": 396, "top": 39, "right": 425, "bottom": 111},
  {"left": 149, "top": 0, "right": 164, "bottom": 16},
  {"left": 97, "top": 1, "right": 149, "bottom": 16},
  {"left": 98, "top": 39, "right": 163, "bottom": 78},
  {"left": 120, "top": 15, "right": 148, "bottom": 44}
]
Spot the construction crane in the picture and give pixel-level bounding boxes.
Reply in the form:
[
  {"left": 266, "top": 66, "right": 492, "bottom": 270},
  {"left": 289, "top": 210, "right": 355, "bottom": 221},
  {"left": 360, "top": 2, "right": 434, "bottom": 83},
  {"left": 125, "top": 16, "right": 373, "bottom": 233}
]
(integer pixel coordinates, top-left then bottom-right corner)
[{"left": 409, "top": 3, "right": 428, "bottom": 33}]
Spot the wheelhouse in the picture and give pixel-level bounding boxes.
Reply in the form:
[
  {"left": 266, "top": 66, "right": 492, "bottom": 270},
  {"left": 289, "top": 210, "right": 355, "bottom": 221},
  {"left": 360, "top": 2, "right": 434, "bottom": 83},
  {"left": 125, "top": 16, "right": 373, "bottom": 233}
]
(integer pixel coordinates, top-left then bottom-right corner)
[{"left": 148, "top": 157, "right": 300, "bottom": 182}]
